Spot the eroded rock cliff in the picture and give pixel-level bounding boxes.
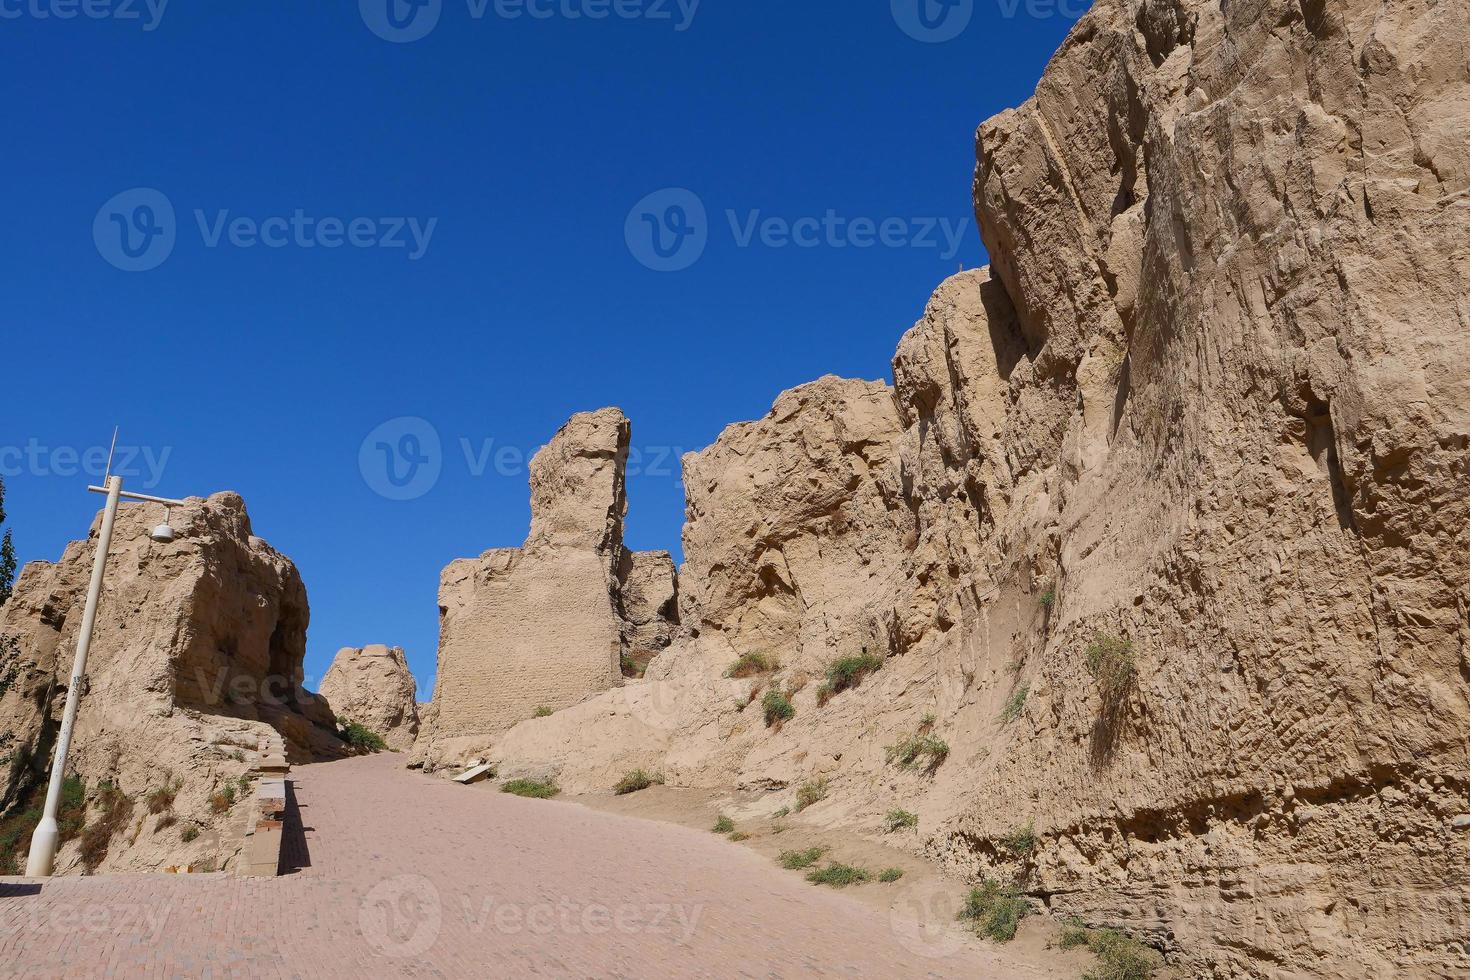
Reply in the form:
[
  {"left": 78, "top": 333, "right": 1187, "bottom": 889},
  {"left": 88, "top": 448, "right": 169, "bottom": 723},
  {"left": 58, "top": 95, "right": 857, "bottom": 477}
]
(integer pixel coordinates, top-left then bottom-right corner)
[
  {"left": 484, "top": 0, "right": 1470, "bottom": 974},
  {"left": 0, "top": 492, "right": 341, "bottom": 874},
  {"left": 320, "top": 645, "right": 420, "bottom": 752},
  {"left": 412, "top": 408, "right": 679, "bottom": 771}
]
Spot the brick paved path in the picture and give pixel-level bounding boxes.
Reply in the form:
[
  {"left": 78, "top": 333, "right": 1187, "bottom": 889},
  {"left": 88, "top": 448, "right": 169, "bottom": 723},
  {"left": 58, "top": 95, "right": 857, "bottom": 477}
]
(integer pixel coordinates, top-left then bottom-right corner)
[{"left": 1, "top": 753, "right": 1045, "bottom": 978}]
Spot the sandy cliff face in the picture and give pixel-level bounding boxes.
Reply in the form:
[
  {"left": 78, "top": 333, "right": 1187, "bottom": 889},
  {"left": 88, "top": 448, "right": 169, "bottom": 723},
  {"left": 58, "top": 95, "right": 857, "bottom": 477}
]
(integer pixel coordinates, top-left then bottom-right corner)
[
  {"left": 0, "top": 492, "right": 341, "bottom": 873},
  {"left": 485, "top": 0, "right": 1470, "bottom": 974},
  {"left": 320, "top": 645, "right": 419, "bottom": 752},
  {"left": 412, "top": 409, "right": 679, "bottom": 771}
]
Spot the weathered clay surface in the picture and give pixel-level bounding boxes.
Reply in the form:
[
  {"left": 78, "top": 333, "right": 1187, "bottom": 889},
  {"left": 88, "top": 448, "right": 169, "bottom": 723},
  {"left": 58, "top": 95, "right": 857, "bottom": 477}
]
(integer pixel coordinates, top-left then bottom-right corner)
[
  {"left": 319, "top": 645, "right": 419, "bottom": 752},
  {"left": 486, "top": 1, "right": 1470, "bottom": 975},
  {"left": 616, "top": 549, "right": 678, "bottom": 674},
  {"left": 412, "top": 409, "right": 678, "bottom": 770},
  {"left": 0, "top": 492, "right": 341, "bottom": 873}
]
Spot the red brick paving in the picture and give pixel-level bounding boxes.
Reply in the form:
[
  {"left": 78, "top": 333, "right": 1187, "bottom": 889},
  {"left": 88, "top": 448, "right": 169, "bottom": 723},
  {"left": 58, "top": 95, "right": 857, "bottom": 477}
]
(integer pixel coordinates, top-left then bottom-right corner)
[{"left": 1, "top": 753, "right": 1043, "bottom": 978}]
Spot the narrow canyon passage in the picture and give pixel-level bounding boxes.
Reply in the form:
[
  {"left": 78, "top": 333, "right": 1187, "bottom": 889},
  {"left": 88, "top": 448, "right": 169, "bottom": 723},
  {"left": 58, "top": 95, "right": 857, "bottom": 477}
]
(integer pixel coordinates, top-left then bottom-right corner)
[{"left": 1, "top": 753, "right": 1051, "bottom": 978}]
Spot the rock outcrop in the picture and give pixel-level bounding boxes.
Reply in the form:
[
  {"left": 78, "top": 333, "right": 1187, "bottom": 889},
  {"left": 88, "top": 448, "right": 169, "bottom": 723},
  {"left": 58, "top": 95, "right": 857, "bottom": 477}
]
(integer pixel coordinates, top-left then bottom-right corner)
[
  {"left": 484, "top": 0, "right": 1470, "bottom": 975},
  {"left": 320, "top": 645, "right": 419, "bottom": 752},
  {"left": 412, "top": 409, "right": 679, "bottom": 771},
  {"left": 0, "top": 492, "right": 341, "bottom": 874}
]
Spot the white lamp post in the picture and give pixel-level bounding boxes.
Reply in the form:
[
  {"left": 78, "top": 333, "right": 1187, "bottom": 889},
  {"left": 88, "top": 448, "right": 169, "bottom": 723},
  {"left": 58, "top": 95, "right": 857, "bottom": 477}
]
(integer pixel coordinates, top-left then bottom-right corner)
[{"left": 24, "top": 473, "right": 190, "bottom": 878}]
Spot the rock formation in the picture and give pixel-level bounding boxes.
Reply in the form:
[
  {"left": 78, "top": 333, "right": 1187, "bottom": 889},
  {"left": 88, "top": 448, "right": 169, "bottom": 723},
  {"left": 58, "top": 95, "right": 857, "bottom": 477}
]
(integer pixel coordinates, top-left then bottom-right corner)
[
  {"left": 484, "top": 0, "right": 1470, "bottom": 975},
  {"left": 0, "top": 492, "right": 341, "bottom": 874},
  {"left": 411, "top": 408, "right": 679, "bottom": 771},
  {"left": 320, "top": 645, "right": 419, "bottom": 751}
]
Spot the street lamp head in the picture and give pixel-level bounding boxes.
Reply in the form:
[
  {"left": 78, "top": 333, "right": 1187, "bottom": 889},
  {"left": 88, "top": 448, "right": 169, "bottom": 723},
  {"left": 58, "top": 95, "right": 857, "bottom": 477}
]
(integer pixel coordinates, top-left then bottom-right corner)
[{"left": 150, "top": 522, "right": 176, "bottom": 543}]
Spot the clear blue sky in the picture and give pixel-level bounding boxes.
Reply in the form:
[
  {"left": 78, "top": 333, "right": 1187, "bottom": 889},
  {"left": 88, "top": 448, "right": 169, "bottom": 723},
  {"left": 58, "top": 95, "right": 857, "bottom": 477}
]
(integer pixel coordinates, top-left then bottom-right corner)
[{"left": 2, "top": 1, "right": 1083, "bottom": 697}]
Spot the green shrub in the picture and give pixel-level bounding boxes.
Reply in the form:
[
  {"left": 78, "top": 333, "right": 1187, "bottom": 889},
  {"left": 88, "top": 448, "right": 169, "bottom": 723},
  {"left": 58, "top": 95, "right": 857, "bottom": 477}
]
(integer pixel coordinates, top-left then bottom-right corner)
[
  {"left": 1001, "top": 684, "right": 1029, "bottom": 723},
  {"left": 620, "top": 652, "right": 646, "bottom": 679},
  {"left": 1085, "top": 634, "right": 1137, "bottom": 706},
  {"left": 0, "top": 774, "right": 85, "bottom": 875},
  {"left": 145, "top": 781, "right": 179, "bottom": 815},
  {"left": 341, "top": 721, "right": 388, "bottom": 753},
  {"left": 712, "top": 815, "right": 735, "bottom": 834},
  {"left": 614, "top": 769, "right": 663, "bottom": 795},
  {"left": 919, "top": 712, "right": 937, "bottom": 731},
  {"left": 1000, "top": 822, "right": 1038, "bottom": 856},
  {"left": 533, "top": 706, "right": 554, "bottom": 718},
  {"left": 1040, "top": 589, "right": 1056, "bottom": 608},
  {"left": 885, "top": 733, "right": 949, "bottom": 772},
  {"left": 778, "top": 846, "right": 826, "bottom": 870},
  {"left": 958, "top": 879, "right": 1030, "bottom": 942},
  {"left": 806, "top": 863, "right": 872, "bottom": 887},
  {"left": 724, "top": 651, "right": 779, "bottom": 679},
  {"left": 1078, "top": 927, "right": 1159, "bottom": 980},
  {"left": 762, "top": 688, "right": 796, "bottom": 727},
  {"left": 181, "top": 826, "right": 200, "bottom": 843},
  {"left": 1059, "top": 919, "right": 1091, "bottom": 949},
  {"left": 794, "top": 778, "right": 829, "bottom": 811},
  {"left": 79, "top": 782, "right": 134, "bottom": 871},
  {"left": 208, "top": 785, "right": 235, "bottom": 813},
  {"left": 879, "top": 867, "right": 904, "bottom": 882},
  {"left": 773, "top": 806, "right": 791, "bottom": 819},
  {"left": 728, "top": 831, "right": 750, "bottom": 842},
  {"left": 815, "top": 653, "right": 885, "bottom": 705},
  {"left": 501, "top": 779, "right": 559, "bottom": 799},
  {"left": 885, "top": 808, "right": 919, "bottom": 832}
]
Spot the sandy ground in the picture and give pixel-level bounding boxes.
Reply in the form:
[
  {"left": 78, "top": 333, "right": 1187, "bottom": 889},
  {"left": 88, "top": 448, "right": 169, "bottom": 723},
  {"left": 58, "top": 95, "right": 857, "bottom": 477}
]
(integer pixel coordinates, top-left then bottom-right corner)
[
  {"left": 574, "top": 782, "right": 1099, "bottom": 978},
  {"left": 0, "top": 752, "right": 1094, "bottom": 978}
]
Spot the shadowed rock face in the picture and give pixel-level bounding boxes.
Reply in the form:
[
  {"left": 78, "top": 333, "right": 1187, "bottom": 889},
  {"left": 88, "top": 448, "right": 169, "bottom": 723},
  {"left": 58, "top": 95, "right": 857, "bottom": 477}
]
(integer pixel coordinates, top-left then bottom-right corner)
[
  {"left": 320, "top": 645, "right": 419, "bottom": 752},
  {"left": 411, "top": 408, "right": 679, "bottom": 771},
  {"left": 485, "top": 0, "right": 1470, "bottom": 974},
  {"left": 0, "top": 491, "right": 342, "bottom": 873}
]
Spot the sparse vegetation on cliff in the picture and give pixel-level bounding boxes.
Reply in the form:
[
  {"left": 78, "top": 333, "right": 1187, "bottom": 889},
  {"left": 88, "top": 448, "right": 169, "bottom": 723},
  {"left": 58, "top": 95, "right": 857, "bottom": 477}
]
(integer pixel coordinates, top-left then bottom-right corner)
[
  {"left": 762, "top": 688, "right": 795, "bottom": 727},
  {"left": 1062, "top": 922, "right": 1159, "bottom": 980},
  {"left": 815, "top": 654, "right": 885, "bottom": 705},
  {"left": 613, "top": 769, "right": 663, "bottom": 795},
  {"left": 885, "top": 733, "right": 949, "bottom": 773},
  {"left": 794, "top": 778, "right": 828, "bottom": 811},
  {"left": 79, "top": 781, "right": 134, "bottom": 871},
  {"left": 778, "top": 846, "right": 825, "bottom": 870},
  {"left": 712, "top": 815, "right": 735, "bottom": 834},
  {"left": 885, "top": 808, "right": 919, "bottom": 832},
  {"left": 1000, "top": 823, "right": 1037, "bottom": 855},
  {"left": 502, "top": 778, "right": 560, "bottom": 799},
  {"left": 958, "top": 879, "right": 1029, "bottom": 942},
  {"left": 1001, "top": 685, "right": 1029, "bottom": 723},
  {"left": 725, "top": 651, "right": 779, "bottom": 678},
  {"left": 1085, "top": 634, "right": 1137, "bottom": 708}
]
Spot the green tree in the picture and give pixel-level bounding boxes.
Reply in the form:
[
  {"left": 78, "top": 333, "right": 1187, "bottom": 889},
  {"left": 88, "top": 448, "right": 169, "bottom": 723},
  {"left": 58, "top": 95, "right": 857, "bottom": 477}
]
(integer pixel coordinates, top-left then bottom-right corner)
[{"left": 0, "top": 477, "right": 15, "bottom": 606}]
